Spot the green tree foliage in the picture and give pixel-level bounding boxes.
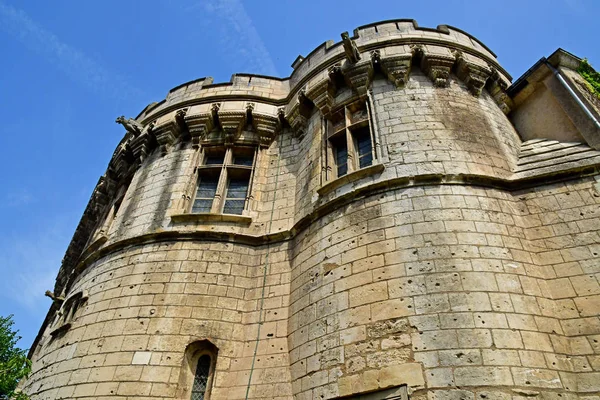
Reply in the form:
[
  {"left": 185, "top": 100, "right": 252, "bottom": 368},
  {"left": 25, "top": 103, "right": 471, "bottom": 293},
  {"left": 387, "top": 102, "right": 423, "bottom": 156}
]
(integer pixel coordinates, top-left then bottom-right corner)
[
  {"left": 0, "top": 315, "right": 31, "bottom": 400},
  {"left": 578, "top": 58, "right": 600, "bottom": 99}
]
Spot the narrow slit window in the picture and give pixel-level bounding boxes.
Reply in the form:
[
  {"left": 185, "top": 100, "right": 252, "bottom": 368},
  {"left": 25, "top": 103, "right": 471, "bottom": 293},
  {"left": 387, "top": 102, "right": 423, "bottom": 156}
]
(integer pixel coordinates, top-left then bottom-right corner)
[
  {"left": 191, "top": 354, "right": 211, "bottom": 400},
  {"left": 192, "top": 175, "right": 218, "bottom": 213},
  {"left": 223, "top": 175, "right": 249, "bottom": 215}
]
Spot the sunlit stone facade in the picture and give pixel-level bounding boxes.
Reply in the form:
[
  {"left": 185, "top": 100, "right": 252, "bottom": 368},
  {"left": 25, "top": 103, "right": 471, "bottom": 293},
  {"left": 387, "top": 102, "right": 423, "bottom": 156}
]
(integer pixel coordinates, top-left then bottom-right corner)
[{"left": 24, "top": 19, "right": 600, "bottom": 400}]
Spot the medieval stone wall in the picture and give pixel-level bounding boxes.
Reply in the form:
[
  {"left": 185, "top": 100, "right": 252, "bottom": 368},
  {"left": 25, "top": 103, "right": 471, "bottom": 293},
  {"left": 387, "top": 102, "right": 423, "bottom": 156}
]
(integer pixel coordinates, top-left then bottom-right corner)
[{"left": 23, "top": 19, "right": 600, "bottom": 400}]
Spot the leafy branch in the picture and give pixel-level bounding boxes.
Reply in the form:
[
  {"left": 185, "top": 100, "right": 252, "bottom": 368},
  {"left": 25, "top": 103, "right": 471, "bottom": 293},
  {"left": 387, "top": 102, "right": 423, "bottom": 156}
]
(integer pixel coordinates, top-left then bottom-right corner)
[{"left": 578, "top": 58, "right": 600, "bottom": 99}]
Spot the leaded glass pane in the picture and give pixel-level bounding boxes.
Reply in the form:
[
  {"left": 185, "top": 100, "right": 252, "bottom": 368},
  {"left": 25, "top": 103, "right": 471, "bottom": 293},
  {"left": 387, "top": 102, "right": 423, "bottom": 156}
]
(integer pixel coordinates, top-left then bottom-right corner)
[
  {"left": 359, "top": 153, "right": 373, "bottom": 168},
  {"left": 223, "top": 177, "right": 249, "bottom": 215},
  {"left": 192, "top": 175, "right": 219, "bottom": 213},
  {"left": 355, "top": 127, "right": 372, "bottom": 169},
  {"left": 191, "top": 355, "right": 211, "bottom": 400},
  {"left": 226, "top": 179, "right": 249, "bottom": 199},
  {"left": 224, "top": 200, "right": 245, "bottom": 215},
  {"left": 192, "top": 199, "right": 213, "bottom": 213},
  {"left": 335, "top": 139, "right": 348, "bottom": 177}
]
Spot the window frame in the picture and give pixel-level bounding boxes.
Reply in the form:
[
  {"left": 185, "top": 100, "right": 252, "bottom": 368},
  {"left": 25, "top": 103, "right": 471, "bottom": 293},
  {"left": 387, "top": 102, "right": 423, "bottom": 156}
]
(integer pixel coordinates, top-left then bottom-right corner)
[
  {"left": 324, "top": 100, "right": 377, "bottom": 182},
  {"left": 191, "top": 146, "right": 257, "bottom": 216},
  {"left": 49, "top": 290, "right": 89, "bottom": 337},
  {"left": 177, "top": 340, "right": 218, "bottom": 400}
]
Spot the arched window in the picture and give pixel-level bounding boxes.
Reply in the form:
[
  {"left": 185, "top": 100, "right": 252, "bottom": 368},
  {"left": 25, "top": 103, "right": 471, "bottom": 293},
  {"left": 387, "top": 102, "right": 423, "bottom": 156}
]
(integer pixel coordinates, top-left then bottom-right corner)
[
  {"left": 191, "top": 354, "right": 212, "bottom": 400},
  {"left": 177, "top": 340, "right": 218, "bottom": 400}
]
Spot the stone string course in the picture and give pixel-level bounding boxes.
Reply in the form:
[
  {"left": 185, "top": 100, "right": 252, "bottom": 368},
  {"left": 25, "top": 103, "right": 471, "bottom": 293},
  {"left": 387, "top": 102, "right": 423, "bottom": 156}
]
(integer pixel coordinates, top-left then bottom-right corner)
[{"left": 23, "top": 19, "right": 600, "bottom": 400}]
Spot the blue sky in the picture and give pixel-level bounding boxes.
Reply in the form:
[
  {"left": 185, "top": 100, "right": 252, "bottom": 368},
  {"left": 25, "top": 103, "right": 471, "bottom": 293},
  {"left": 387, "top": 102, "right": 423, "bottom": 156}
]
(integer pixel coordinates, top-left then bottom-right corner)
[{"left": 0, "top": 0, "right": 598, "bottom": 350}]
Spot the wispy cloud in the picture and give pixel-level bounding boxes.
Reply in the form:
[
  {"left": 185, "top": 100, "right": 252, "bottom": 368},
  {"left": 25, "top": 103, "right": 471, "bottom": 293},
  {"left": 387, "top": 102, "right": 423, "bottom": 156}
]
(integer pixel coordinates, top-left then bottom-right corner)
[
  {"left": 188, "top": 0, "right": 278, "bottom": 77},
  {"left": 0, "top": 1, "right": 144, "bottom": 101},
  {"left": 3, "top": 189, "right": 34, "bottom": 207}
]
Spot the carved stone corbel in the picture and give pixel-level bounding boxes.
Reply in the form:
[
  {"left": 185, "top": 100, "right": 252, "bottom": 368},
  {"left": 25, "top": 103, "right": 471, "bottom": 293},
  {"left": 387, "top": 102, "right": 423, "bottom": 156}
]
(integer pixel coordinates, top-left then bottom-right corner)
[
  {"left": 455, "top": 53, "right": 492, "bottom": 96},
  {"left": 89, "top": 175, "right": 111, "bottom": 216},
  {"left": 342, "top": 58, "right": 374, "bottom": 98},
  {"left": 250, "top": 108, "right": 280, "bottom": 148},
  {"left": 153, "top": 114, "right": 182, "bottom": 156},
  {"left": 418, "top": 46, "right": 456, "bottom": 88},
  {"left": 217, "top": 109, "right": 246, "bottom": 146},
  {"left": 286, "top": 89, "right": 312, "bottom": 139},
  {"left": 129, "top": 122, "right": 154, "bottom": 165},
  {"left": 184, "top": 113, "right": 214, "bottom": 148},
  {"left": 380, "top": 52, "right": 413, "bottom": 88},
  {"left": 306, "top": 76, "right": 335, "bottom": 117},
  {"left": 486, "top": 68, "right": 514, "bottom": 114},
  {"left": 111, "top": 141, "right": 133, "bottom": 179},
  {"left": 175, "top": 108, "right": 189, "bottom": 139}
]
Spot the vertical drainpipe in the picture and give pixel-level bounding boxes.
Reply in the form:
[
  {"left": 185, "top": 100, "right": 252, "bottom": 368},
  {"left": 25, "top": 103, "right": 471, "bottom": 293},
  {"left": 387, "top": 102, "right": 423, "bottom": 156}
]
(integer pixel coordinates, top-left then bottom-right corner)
[{"left": 545, "top": 60, "right": 600, "bottom": 131}]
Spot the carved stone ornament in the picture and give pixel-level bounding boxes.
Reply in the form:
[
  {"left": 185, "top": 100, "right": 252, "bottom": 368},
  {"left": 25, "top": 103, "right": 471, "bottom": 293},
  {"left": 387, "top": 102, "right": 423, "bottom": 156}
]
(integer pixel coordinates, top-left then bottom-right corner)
[
  {"left": 342, "top": 58, "right": 374, "bottom": 98},
  {"left": 252, "top": 113, "right": 280, "bottom": 148},
  {"left": 420, "top": 52, "right": 456, "bottom": 88},
  {"left": 184, "top": 113, "right": 214, "bottom": 148},
  {"left": 115, "top": 116, "right": 144, "bottom": 136},
  {"left": 130, "top": 121, "right": 154, "bottom": 164},
  {"left": 153, "top": 113, "right": 183, "bottom": 155},
  {"left": 286, "top": 89, "right": 312, "bottom": 139},
  {"left": 380, "top": 54, "right": 413, "bottom": 88},
  {"left": 341, "top": 31, "right": 361, "bottom": 64},
  {"left": 487, "top": 69, "right": 514, "bottom": 114},
  {"left": 112, "top": 141, "right": 132, "bottom": 179},
  {"left": 455, "top": 53, "right": 492, "bottom": 97},
  {"left": 306, "top": 77, "right": 335, "bottom": 117},
  {"left": 217, "top": 110, "right": 246, "bottom": 146}
]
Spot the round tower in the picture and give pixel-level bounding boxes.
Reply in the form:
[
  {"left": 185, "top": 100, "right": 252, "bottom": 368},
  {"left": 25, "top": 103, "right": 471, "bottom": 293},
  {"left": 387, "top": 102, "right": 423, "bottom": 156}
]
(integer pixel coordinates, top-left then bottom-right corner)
[{"left": 24, "top": 19, "right": 600, "bottom": 400}]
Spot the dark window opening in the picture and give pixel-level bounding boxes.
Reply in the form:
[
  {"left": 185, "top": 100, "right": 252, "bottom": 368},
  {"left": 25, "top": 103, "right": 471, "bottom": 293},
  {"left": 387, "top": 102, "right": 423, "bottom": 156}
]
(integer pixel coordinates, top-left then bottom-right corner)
[
  {"left": 332, "top": 135, "right": 348, "bottom": 177},
  {"left": 232, "top": 148, "right": 255, "bottom": 166},
  {"left": 191, "top": 354, "right": 211, "bottom": 400},
  {"left": 354, "top": 126, "right": 373, "bottom": 169},
  {"left": 204, "top": 150, "right": 225, "bottom": 165}
]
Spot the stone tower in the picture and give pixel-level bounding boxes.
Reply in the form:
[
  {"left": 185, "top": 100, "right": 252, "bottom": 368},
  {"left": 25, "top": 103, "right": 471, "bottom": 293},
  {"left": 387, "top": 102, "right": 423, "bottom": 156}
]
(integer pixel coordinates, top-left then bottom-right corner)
[{"left": 23, "top": 20, "right": 600, "bottom": 400}]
